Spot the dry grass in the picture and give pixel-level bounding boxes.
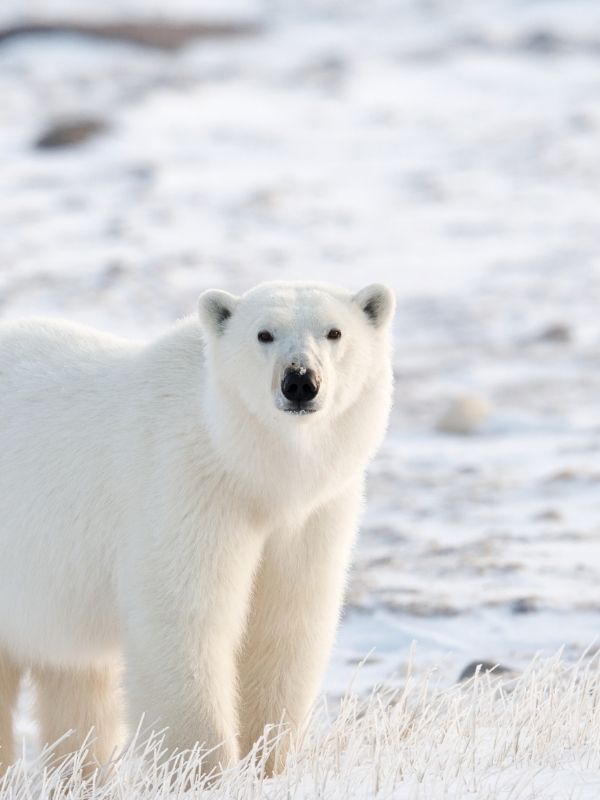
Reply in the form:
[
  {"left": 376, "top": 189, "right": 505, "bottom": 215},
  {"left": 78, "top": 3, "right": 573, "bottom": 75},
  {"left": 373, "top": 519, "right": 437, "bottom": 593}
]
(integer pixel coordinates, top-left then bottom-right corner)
[{"left": 3, "top": 650, "right": 600, "bottom": 799}]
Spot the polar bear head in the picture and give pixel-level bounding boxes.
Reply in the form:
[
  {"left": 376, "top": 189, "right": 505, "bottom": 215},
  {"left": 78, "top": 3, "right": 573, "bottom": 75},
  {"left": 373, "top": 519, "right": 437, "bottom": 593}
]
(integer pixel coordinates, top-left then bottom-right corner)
[{"left": 198, "top": 281, "right": 395, "bottom": 427}]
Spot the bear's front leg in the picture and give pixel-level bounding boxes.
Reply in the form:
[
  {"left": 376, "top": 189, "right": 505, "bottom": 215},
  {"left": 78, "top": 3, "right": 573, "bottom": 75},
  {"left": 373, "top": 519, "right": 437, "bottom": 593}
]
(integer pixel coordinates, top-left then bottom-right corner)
[
  {"left": 122, "top": 507, "right": 264, "bottom": 776},
  {"left": 238, "top": 479, "right": 363, "bottom": 773}
]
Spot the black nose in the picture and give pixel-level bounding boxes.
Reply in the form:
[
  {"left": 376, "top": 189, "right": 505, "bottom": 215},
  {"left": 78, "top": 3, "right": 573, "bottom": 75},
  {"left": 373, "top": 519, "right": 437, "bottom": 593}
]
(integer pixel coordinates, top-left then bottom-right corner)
[{"left": 281, "top": 368, "right": 320, "bottom": 403}]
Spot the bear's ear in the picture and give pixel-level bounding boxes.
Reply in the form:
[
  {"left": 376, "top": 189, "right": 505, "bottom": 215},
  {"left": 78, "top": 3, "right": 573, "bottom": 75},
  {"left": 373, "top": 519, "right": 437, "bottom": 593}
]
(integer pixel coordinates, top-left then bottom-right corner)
[
  {"left": 353, "top": 284, "right": 395, "bottom": 329},
  {"left": 198, "top": 289, "right": 239, "bottom": 335}
]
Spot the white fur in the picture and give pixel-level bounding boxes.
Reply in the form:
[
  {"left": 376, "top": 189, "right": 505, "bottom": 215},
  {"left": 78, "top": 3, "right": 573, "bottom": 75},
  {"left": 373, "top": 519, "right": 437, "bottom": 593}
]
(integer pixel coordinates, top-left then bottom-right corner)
[{"left": 0, "top": 281, "right": 394, "bottom": 775}]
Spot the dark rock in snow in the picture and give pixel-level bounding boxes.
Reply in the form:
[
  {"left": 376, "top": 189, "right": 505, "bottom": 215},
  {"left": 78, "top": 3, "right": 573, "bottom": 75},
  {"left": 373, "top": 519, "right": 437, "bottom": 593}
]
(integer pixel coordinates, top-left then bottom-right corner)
[
  {"left": 536, "top": 323, "right": 572, "bottom": 343},
  {"left": 0, "top": 20, "right": 262, "bottom": 51},
  {"left": 511, "top": 597, "right": 538, "bottom": 614},
  {"left": 459, "top": 661, "right": 511, "bottom": 682},
  {"left": 521, "top": 30, "right": 563, "bottom": 54},
  {"left": 35, "top": 119, "right": 108, "bottom": 149},
  {"left": 534, "top": 509, "right": 563, "bottom": 522}
]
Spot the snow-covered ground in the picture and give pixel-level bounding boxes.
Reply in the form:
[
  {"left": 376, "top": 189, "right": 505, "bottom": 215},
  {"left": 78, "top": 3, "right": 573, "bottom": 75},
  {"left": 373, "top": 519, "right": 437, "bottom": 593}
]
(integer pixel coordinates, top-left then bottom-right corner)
[
  {"left": 2, "top": 0, "right": 600, "bottom": 793},
  {"left": 5, "top": 653, "right": 600, "bottom": 799}
]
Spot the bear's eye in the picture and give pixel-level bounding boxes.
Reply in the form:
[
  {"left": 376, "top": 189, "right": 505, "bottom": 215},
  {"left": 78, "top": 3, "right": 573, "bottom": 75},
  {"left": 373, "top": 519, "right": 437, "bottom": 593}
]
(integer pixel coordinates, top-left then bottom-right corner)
[
  {"left": 327, "top": 329, "right": 342, "bottom": 340},
  {"left": 257, "top": 330, "right": 274, "bottom": 343}
]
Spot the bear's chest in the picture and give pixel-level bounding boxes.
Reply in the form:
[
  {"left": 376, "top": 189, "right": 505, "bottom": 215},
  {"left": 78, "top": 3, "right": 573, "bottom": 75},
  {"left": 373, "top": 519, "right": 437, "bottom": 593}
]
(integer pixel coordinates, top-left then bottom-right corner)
[{"left": 233, "top": 448, "right": 353, "bottom": 531}]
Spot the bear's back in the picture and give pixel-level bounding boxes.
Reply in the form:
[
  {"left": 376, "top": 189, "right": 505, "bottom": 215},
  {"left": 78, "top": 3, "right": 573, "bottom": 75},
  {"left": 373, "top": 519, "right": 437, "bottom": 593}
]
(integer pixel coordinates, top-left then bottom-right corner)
[{"left": 0, "top": 319, "right": 139, "bottom": 391}]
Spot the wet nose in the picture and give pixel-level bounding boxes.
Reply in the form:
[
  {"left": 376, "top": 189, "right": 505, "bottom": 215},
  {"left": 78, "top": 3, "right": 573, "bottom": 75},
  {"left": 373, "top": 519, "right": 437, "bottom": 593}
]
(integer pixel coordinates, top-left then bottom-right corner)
[{"left": 281, "top": 368, "right": 320, "bottom": 403}]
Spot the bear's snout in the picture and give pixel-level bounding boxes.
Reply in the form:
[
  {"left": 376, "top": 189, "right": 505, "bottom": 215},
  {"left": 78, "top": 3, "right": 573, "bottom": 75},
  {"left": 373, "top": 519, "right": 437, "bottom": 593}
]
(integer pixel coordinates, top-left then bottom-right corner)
[{"left": 281, "top": 367, "right": 320, "bottom": 407}]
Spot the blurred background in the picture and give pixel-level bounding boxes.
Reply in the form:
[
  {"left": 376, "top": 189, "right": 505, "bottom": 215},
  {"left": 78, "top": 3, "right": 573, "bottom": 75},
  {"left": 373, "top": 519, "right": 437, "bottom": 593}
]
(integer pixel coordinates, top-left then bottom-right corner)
[{"left": 2, "top": 0, "right": 600, "bottom": 696}]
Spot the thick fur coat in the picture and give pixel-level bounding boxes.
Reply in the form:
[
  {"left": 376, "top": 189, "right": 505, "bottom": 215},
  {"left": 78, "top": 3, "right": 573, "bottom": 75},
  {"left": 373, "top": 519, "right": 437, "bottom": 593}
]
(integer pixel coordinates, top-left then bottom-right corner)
[{"left": 0, "top": 281, "right": 395, "bottom": 775}]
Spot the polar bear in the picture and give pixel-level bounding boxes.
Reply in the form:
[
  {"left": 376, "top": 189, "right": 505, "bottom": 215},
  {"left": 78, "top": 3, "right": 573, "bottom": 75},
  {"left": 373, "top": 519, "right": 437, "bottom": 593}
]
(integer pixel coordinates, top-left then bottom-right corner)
[{"left": 0, "top": 281, "right": 395, "bottom": 777}]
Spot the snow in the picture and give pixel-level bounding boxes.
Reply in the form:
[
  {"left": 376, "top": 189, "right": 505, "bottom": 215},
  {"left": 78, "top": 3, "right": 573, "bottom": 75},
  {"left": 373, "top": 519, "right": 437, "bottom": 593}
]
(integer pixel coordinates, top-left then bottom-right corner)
[{"left": 2, "top": 0, "right": 600, "bottom": 793}]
